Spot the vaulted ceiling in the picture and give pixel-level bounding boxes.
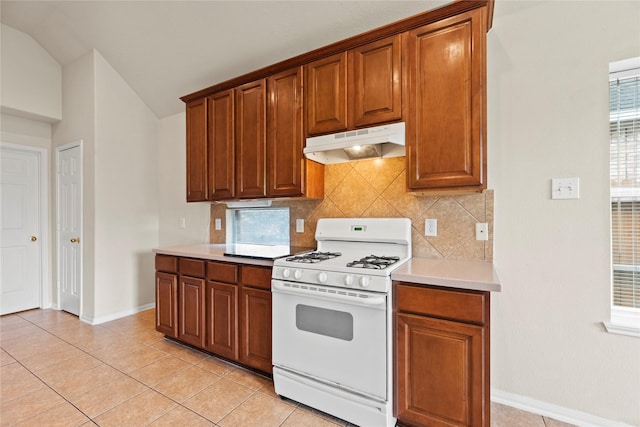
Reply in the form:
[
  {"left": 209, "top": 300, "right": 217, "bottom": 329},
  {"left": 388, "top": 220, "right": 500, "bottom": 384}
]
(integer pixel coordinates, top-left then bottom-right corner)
[{"left": 1, "top": 1, "right": 448, "bottom": 118}]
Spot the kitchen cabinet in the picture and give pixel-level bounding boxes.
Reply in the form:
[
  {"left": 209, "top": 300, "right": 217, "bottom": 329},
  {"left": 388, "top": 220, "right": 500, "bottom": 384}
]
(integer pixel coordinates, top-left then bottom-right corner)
[
  {"left": 186, "top": 70, "right": 323, "bottom": 202},
  {"left": 155, "top": 255, "right": 178, "bottom": 338},
  {"left": 155, "top": 256, "right": 273, "bottom": 375},
  {"left": 405, "top": 7, "right": 487, "bottom": 192},
  {"left": 306, "top": 34, "right": 402, "bottom": 136},
  {"left": 204, "top": 261, "right": 239, "bottom": 360},
  {"left": 239, "top": 265, "right": 273, "bottom": 374},
  {"left": 267, "top": 67, "right": 324, "bottom": 198},
  {"left": 178, "top": 258, "right": 206, "bottom": 348},
  {"left": 236, "top": 79, "right": 267, "bottom": 198},
  {"left": 186, "top": 99, "right": 207, "bottom": 202},
  {"left": 394, "top": 282, "right": 490, "bottom": 427},
  {"left": 207, "top": 89, "right": 235, "bottom": 200}
]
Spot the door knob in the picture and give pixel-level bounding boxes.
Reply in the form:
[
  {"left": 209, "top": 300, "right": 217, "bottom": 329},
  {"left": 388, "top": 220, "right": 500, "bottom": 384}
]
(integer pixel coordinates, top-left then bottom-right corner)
[
  {"left": 70, "top": 238, "right": 80, "bottom": 243},
  {"left": 30, "top": 236, "right": 37, "bottom": 242}
]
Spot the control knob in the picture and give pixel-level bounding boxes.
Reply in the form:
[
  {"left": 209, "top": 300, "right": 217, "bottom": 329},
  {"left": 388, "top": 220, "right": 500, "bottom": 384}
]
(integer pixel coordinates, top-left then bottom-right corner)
[
  {"left": 344, "top": 275, "right": 354, "bottom": 286},
  {"left": 293, "top": 270, "right": 303, "bottom": 280},
  {"left": 359, "top": 276, "right": 370, "bottom": 288},
  {"left": 318, "top": 272, "right": 328, "bottom": 283},
  {"left": 282, "top": 268, "right": 291, "bottom": 279}
]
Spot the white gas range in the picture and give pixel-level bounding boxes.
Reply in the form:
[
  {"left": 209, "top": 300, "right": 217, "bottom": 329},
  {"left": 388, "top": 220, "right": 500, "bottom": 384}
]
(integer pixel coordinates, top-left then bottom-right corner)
[{"left": 271, "top": 218, "right": 411, "bottom": 427}]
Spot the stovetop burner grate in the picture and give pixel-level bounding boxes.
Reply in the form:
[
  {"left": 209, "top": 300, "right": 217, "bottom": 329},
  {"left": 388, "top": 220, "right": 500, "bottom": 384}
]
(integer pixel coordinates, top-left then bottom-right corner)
[
  {"left": 285, "top": 251, "right": 342, "bottom": 263},
  {"left": 346, "top": 255, "right": 400, "bottom": 269}
]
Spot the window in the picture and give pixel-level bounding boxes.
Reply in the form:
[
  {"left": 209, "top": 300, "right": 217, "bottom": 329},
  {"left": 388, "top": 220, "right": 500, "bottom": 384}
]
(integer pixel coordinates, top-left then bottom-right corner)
[
  {"left": 226, "top": 207, "right": 290, "bottom": 245},
  {"left": 608, "top": 57, "right": 640, "bottom": 336}
]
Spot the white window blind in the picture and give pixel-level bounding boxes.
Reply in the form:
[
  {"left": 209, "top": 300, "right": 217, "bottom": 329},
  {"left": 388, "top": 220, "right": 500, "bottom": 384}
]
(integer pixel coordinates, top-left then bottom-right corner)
[{"left": 610, "top": 60, "right": 640, "bottom": 313}]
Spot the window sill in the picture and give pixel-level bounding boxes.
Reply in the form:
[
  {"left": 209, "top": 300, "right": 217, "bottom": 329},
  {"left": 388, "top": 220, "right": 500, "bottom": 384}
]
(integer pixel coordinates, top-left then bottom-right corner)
[{"left": 603, "top": 321, "right": 640, "bottom": 338}]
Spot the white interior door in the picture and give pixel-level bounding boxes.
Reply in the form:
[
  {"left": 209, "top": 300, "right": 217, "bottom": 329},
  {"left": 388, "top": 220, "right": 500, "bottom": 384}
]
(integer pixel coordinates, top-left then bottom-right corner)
[
  {"left": 57, "top": 144, "right": 82, "bottom": 316},
  {"left": 0, "top": 148, "right": 41, "bottom": 314}
]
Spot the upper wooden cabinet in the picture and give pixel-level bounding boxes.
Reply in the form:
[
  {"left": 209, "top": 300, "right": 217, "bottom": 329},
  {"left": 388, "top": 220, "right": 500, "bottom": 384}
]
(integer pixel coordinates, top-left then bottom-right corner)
[
  {"left": 349, "top": 34, "right": 403, "bottom": 128},
  {"left": 268, "top": 67, "right": 324, "bottom": 198},
  {"left": 306, "top": 34, "right": 402, "bottom": 136},
  {"left": 207, "top": 89, "right": 235, "bottom": 200},
  {"left": 306, "top": 52, "right": 348, "bottom": 135},
  {"left": 183, "top": 1, "right": 492, "bottom": 197},
  {"left": 186, "top": 99, "right": 207, "bottom": 202},
  {"left": 405, "top": 7, "right": 487, "bottom": 192},
  {"left": 236, "top": 79, "right": 267, "bottom": 199}
]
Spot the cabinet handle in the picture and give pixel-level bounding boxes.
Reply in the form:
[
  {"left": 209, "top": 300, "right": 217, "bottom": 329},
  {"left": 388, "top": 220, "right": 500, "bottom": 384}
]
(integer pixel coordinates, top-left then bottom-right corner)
[
  {"left": 70, "top": 238, "right": 80, "bottom": 243},
  {"left": 30, "top": 236, "right": 37, "bottom": 242}
]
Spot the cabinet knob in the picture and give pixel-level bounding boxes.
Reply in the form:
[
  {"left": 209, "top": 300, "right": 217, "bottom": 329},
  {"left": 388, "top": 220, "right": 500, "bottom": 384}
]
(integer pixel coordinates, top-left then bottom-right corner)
[
  {"left": 30, "top": 236, "right": 37, "bottom": 242},
  {"left": 70, "top": 238, "right": 80, "bottom": 243}
]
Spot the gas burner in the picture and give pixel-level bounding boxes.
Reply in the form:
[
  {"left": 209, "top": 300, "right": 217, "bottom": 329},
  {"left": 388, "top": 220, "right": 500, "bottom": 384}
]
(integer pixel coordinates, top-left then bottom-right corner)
[
  {"left": 346, "top": 255, "right": 400, "bottom": 269},
  {"left": 286, "top": 251, "right": 342, "bottom": 263}
]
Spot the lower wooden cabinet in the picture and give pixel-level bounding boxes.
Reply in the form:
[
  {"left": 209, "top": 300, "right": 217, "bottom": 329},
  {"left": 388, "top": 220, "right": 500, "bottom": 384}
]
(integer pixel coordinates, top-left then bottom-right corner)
[
  {"left": 204, "top": 280, "right": 238, "bottom": 360},
  {"left": 239, "top": 265, "right": 273, "bottom": 374},
  {"left": 155, "top": 255, "right": 272, "bottom": 375},
  {"left": 155, "top": 272, "right": 178, "bottom": 338},
  {"left": 394, "top": 282, "right": 490, "bottom": 427},
  {"left": 178, "top": 275, "right": 205, "bottom": 348}
]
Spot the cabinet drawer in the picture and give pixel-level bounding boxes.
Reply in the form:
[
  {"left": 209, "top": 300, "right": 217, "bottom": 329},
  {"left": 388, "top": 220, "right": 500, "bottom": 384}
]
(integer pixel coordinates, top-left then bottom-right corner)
[
  {"left": 179, "top": 258, "right": 206, "bottom": 278},
  {"left": 155, "top": 255, "right": 178, "bottom": 273},
  {"left": 241, "top": 266, "right": 272, "bottom": 290},
  {"left": 396, "top": 283, "right": 487, "bottom": 325},
  {"left": 207, "top": 261, "right": 238, "bottom": 283}
]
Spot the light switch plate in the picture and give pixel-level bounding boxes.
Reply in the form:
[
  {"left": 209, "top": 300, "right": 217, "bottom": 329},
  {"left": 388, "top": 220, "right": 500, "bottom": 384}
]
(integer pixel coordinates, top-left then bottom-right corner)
[
  {"left": 551, "top": 177, "right": 580, "bottom": 200},
  {"left": 179, "top": 217, "right": 186, "bottom": 229},
  {"left": 214, "top": 218, "right": 222, "bottom": 230},
  {"left": 296, "top": 219, "right": 304, "bottom": 233}
]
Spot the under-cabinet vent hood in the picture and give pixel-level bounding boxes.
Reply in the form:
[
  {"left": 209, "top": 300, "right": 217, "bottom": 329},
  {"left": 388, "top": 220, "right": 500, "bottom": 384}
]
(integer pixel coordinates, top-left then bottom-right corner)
[{"left": 303, "top": 122, "right": 405, "bottom": 164}]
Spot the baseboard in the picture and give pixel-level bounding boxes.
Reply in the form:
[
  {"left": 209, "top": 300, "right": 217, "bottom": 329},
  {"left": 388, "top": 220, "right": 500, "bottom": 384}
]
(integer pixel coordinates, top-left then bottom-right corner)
[
  {"left": 491, "top": 389, "right": 634, "bottom": 427},
  {"left": 81, "top": 303, "right": 155, "bottom": 325}
]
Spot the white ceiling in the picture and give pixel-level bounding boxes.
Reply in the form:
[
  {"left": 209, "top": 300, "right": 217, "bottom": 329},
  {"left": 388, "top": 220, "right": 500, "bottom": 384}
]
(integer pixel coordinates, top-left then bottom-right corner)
[{"left": 1, "top": 1, "right": 448, "bottom": 119}]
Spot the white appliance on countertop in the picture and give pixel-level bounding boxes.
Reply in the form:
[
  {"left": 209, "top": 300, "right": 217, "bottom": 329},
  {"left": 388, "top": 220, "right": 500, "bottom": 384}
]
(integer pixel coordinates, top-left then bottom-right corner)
[{"left": 271, "top": 218, "right": 411, "bottom": 427}]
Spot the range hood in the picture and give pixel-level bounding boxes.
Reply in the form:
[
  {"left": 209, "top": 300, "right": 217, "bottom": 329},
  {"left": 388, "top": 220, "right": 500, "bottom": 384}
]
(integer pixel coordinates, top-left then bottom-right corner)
[{"left": 303, "top": 122, "right": 405, "bottom": 164}]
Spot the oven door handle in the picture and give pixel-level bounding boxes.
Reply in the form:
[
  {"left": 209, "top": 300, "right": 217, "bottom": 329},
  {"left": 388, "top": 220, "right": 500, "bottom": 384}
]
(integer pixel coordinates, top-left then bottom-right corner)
[{"left": 271, "top": 280, "right": 387, "bottom": 308}]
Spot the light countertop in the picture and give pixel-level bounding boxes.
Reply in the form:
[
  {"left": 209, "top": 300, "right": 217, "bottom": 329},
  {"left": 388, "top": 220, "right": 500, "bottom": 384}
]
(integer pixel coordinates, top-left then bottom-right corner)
[
  {"left": 391, "top": 258, "right": 501, "bottom": 292},
  {"left": 154, "top": 244, "right": 501, "bottom": 292}
]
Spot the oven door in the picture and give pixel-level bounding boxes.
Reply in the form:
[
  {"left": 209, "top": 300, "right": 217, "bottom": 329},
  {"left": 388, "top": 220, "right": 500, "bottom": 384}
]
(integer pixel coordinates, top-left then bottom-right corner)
[{"left": 271, "top": 279, "right": 388, "bottom": 400}]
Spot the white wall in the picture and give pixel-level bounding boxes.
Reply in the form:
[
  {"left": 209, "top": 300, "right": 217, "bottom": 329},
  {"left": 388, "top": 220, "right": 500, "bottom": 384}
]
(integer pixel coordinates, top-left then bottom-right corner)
[
  {"left": 158, "top": 112, "right": 210, "bottom": 247},
  {"left": 1, "top": 24, "right": 61, "bottom": 122},
  {"left": 53, "top": 50, "right": 161, "bottom": 322},
  {"left": 93, "top": 51, "right": 160, "bottom": 320},
  {"left": 53, "top": 51, "right": 96, "bottom": 319},
  {"left": 488, "top": 1, "right": 640, "bottom": 425}
]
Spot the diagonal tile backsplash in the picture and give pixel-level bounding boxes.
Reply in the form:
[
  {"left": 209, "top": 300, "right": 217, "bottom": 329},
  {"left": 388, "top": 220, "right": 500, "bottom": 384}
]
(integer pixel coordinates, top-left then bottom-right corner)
[{"left": 210, "top": 157, "right": 493, "bottom": 262}]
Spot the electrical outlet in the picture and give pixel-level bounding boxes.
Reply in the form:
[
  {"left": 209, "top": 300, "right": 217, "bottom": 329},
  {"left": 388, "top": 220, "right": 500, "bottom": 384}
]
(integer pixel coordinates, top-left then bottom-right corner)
[
  {"left": 296, "top": 219, "right": 304, "bottom": 233},
  {"left": 425, "top": 219, "right": 437, "bottom": 237},
  {"left": 476, "top": 223, "right": 488, "bottom": 241},
  {"left": 214, "top": 218, "right": 222, "bottom": 230},
  {"left": 179, "top": 217, "right": 186, "bottom": 229}
]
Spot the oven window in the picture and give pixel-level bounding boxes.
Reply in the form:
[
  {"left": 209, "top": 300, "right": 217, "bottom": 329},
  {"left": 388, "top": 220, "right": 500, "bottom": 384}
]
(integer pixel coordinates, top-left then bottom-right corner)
[{"left": 296, "top": 304, "right": 353, "bottom": 341}]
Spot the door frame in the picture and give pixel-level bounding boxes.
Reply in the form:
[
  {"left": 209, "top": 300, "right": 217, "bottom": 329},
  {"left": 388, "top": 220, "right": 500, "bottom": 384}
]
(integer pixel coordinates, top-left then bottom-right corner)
[
  {"left": 0, "top": 142, "right": 51, "bottom": 309},
  {"left": 55, "top": 140, "right": 83, "bottom": 316}
]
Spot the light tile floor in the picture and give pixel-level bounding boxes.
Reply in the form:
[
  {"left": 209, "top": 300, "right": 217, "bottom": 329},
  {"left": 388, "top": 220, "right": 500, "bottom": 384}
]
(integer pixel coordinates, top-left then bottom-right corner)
[{"left": 0, "top": 309, "right": 575, "bottom": 427}]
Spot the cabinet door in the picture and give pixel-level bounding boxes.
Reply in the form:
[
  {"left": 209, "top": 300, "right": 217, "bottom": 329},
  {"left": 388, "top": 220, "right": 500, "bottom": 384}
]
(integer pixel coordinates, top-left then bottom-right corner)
[
  {"left": 267, "top": 67, "right": 304, "bottom": 197},
  {"left": 205, "top": 281, "right": 238, "bottom": 360},
  {"left": 349, "top": 34, "right": 402, "bottom": 127},
  {"left": 178, "top": 276, "right": 205, "bottom": 348},
  {"left": 235, "top": 79, "right": 267, "bottom": 198},
  {"left": 186, "top": 99, "right": 207, "bottom": 202},
  {"left": 155, "top": 272, "right": 178, "bottom": 338},
  {"left": 306, "top": 52, "right": 348, "bottom": 136},
  {"left": 239, "top": 286, "right": 272, "bottom": 374},
  {"left": 207, "top": 90, "right": 235, "bottom": 200},
  {"left": 396, "top": 313, "right": 486, "bottom": 427},
  {"left": 406, "top": 8, "right": 486, "bottom": 191}
]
